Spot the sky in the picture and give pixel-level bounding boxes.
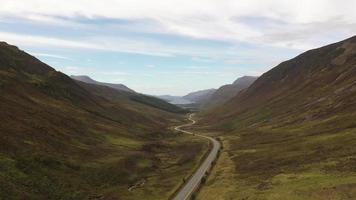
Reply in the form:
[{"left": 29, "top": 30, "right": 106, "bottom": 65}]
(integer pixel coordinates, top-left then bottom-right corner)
[{"left": 0, "top": 0, "right": 355, "bottom": 95}]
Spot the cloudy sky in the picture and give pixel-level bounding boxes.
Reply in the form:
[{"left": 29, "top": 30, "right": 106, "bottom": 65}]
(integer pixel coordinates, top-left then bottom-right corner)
[{"left": 1, "top": 0, "right": 355, "bottom": 95}]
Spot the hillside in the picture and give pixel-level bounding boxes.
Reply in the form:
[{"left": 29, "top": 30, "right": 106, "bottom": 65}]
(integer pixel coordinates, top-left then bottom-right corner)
[
  {"left": 71, "top": 75, "right": 135, "bottom": 93},
  {"left": 157, "top": 95, "right": 193, "bottom": 105},
  {"left": 196, "top": 36, "right": 356, "bottom": 199},
  {"left": 74, "top": 79, "right": 187, "bottom": 114},
  {"left": 203, "top": 76, "right": 257, "bottom": 108},
  {"left": 157, "top": 89, "right": 216, "bottom": 106},
  {"left": 183, "top": 88, "right": 216, "bottom": 105},
  {"left": 157, "top": 77, "right": 255, "bottom": 108},
  {"left": 0, "top": 42, "right": 207, "bottom": 200},
  {"left": 70, "top": 75, "right": 186, "bottom": 113},
  {"left": 204, "top": 36, "right": 356, "bottom": 124}
]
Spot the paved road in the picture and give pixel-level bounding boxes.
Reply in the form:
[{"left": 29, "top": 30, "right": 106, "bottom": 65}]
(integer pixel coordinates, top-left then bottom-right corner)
[{"left": 172, "top": 114, "right": 221, "bottom": 200}]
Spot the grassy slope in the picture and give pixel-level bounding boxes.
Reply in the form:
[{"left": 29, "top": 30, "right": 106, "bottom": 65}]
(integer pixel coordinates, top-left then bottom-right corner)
[
  {"left": 75, "top": 80, "right": 187, "bottom": 114},
  {"left": 0, "top": 42, "right": 208, "bottom": 200},
  {"left": 196, "top": 36, "right": 356, "bottom": 199},
  {"left": 203, "top": 76, "right": 257, "bottom": 108}
]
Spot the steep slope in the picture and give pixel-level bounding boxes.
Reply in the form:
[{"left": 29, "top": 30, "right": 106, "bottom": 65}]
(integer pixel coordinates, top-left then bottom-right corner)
[
  {"left": 203, "top": 76, "right": 257, "bottom": 107},
  {"left": 0, "top": 42, "right": 207, "bottom": 200},
  {"left": 206, "top": 36, "right": 356, "bottom": 124},
  {"left": 71, "top": 75, "right": 135, "bottom": 92},
  {"left": 157, "top": 95, "right": 193, "bottom": 105},
  {"left": 75, "top": 81, "right": 187, "bottom": 114},
  {"left": 197, "top": 36, "right": 356, "bottom": 199},
  {"left": 183, "top": 88, "right": 216, "bottom": 105},
  {"left": 158, "top": 88, "right": 217, "bottom": 106},
  {"left": 71, "top": 75, "right": 185, "bottom": 113}
]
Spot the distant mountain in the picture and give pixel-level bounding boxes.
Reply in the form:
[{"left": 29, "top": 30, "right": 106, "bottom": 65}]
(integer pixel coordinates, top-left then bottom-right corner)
[
  {"left": 157, "top": 95, "right": 193, "bottom": 105},
  {"left": 71, "top": 75, "right": 135, "bottom": 92},
  {"left": 158, "top": 89, "right": 216, "bottom": 105},
  {"left": 183, "top": 88, "right": 216, "bottom": 105},
  {"left": 157, "top": 78, "right": 256, "bottom": 107},
  {"left": 204, "top": 76, "right": 257, "bottom": 107},
  {"left": 76, "top": 82, "right": 186, "bottom": 114},
  {"left": 71, "top": 75, "right": 185, "bottom": 113}
]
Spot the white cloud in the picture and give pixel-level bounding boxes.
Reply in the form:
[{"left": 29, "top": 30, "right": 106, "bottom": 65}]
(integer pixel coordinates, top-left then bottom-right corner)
[
  {"left": 146, "top": 64, "right": 156, "bottom": 68},
  {"left": 0, "top": 31, "right": 240, "bottom": 58},
  {"left": 0, "top": 0, "right": 355, "bottom": 50},
  {"left": 99, "top": 71, "right": 130, "bottom": 76},
  {"left": 57, "top": 65, "right": 86, "bottom": 75},
  {"left": 1, "top": 0, "right": 355, "bottom": 95},
  {"left": 30, "top": 52, "right": 70, "bottom": 60},
  {"left": 0, "top": 31, "right": 173, "bottom": 57},
  {"left": 56, "top": 65, "right": 130, "bottom": 78},
  {"left": 191, "top": 57, "right": 215, "bottom": 63}
]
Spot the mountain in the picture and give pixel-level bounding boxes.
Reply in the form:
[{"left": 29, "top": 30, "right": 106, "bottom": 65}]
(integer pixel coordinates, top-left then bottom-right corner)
[
  {"left": 71, "top": 75, "right": 135, "bottom": 92},
  {"left": 183, "top": 88, "right": 216, "bottom": 105},
  {"left": 71, "top": 75, "right": 186, "bottom": 113},
  {"left": 197, "top": 36, "right": 356, "bottom": 199},
  {"left": 75, "top": 81, "right": 187, "bottom": 114},
  {"left": 0, "top": 42, "right": 203, "bottom": 199},
  {"left": 205, "top": 36, "right": 356, "bottom": 124},
  {"left": 157, "top": 78, "right": 256, "bottom": 107},
  {"left": 157, "top": 89, "right": 216, "bottom": 105},
  {"left": 157, "top": 95, "right": 193, "bottom": 105},
  {"left": 71, "top": 76, "right": 186, "bottom": 114},
  {"left": 203, "top": 76, "right": 257, "bottom": 107},
  {"left": 232, "top": 75, "right": 258, "bottom": 85}
]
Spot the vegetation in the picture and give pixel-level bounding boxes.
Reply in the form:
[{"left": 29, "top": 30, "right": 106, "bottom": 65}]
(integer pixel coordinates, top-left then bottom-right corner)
[
  {"left": 129, "top": 94, "right": 187, "bottom": 114},
  {"left": 75, "top": 79, "right": 187, "bottom": 114},
  {"left": 0, "top": 42, "right": 208, "bottom": 199},
  {"left": 196, "top": 36, "right": 356, "bottom": 199}
]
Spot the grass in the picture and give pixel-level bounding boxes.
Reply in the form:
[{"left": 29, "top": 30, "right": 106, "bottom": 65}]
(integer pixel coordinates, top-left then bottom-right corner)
[
  {"left": 129, "top": 94, "right": 187, "bottom": 114},
  {"left": 195, "top": 36, "right": 356, "bottom": 199},
  {"left": 0, "top": 42, "right": 209, "bottom": 199},
  {"left": 196, "top": 137, "right": 239, "bottom": 200},
  {"left": 0, "top": 122, "right": 209, "bottom": 200},
  {"left": 120, "top": 134, "right": 210, "bottom": 200},
  {"left": 104, "top": 134, "right": 142, "bottom": 148},
  {"left": 0, "top": 80, "right": 208, "bottom": 199},
  {"left": 196, "top": 114, "right": 356, "bottom": 200}
]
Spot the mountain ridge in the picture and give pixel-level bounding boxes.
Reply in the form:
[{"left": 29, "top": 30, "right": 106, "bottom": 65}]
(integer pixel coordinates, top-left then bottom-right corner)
[
  {"left": 183, "top": 88, "right": 217, "bottom": 105},
  {"left": 196, "top": 35, "right": 356, "bottom": 199},
  {"left": 203, "top": 76, "right": 258, "bottom": 108},
  {"left": 71, "top": 75, "right": 135, "bottom": 93},
  {"left": 0, "top": 41, "right": 199, "bottom": 199},
  {"left": 208, "top": 35, "right": 356, "bottom": 123}
]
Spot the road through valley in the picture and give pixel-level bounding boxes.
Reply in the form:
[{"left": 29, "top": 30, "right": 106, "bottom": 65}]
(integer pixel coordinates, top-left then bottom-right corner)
[{"left": 172, "top": 114, "right": 221, "bottom": 200}]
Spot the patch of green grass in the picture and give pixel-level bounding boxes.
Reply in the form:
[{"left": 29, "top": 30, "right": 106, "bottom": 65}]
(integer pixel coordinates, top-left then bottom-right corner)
[
  {"left": 104, "top": 134, "right": 142, "bottom": 148},
  {"left": 130, "top": 94, "right": 187, "bottom": 114},
  {"left": 0, "top": 154, "right": 25, "bottom": 178}
]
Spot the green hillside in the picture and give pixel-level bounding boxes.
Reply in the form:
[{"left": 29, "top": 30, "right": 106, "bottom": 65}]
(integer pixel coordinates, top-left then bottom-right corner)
[
  {"left": 75, "top": 80, "right": 187, "bottom": 114},
  {"left": 0, "top": 42, "right": 207, "bottom": 200},
  {"left": 196, "top": 36, "right": 356, "bottom": 200}
]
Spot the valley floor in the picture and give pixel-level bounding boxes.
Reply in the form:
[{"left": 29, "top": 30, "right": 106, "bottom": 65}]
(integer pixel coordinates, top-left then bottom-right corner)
[
  {"left": 195, "top": 116, "right": 356, "bottom": 200},
  {"left": 112, "top": 130, "right": 210, "bottom": 200},
  {"left": 0, "top": 117, "right": 210, "bottom": 200}
]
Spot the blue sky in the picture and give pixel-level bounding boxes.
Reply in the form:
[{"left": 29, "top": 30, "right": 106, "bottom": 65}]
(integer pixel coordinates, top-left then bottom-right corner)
[{"left": 0, "top": 0, "right": 355, "bottom": 95}]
